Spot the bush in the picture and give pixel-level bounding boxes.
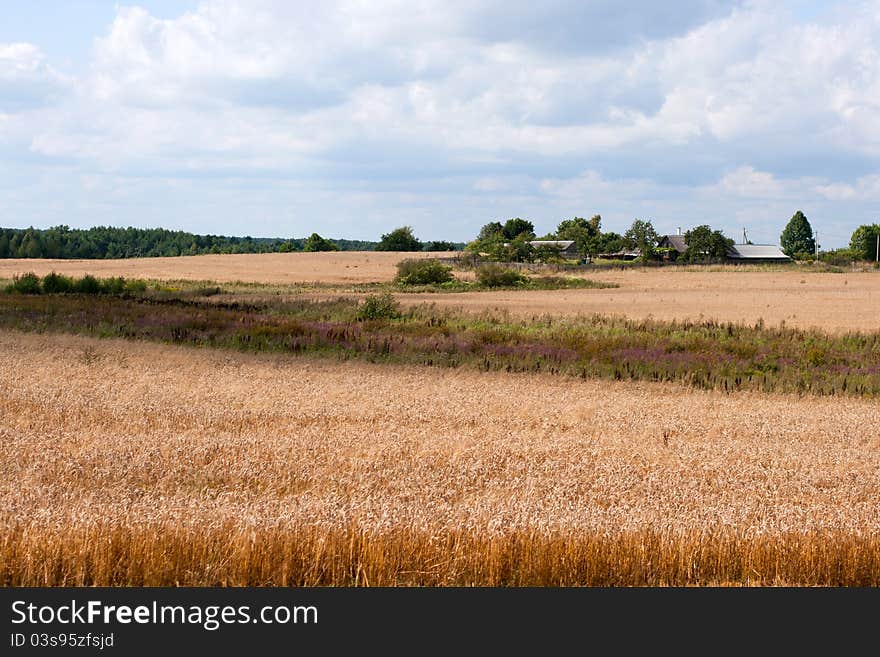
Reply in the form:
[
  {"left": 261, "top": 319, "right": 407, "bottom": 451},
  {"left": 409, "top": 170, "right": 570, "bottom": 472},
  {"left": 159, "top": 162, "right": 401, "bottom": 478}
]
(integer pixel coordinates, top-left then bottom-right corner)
[
  {"left": 819, "top": 249, "right": 855, "bottom": 267},
  {"left": 476, "top": 264, "right": 528, "bottom": 288},
  {"left": 7, "top": 272, "right": 42, "bottom": 294},
  {"left": 100, "top": 276, "right": 127, "bottom": 295},
  {"left": 74, "top": 274, "right": 102, "bottom": 295},
  {"left": 41, "top": 271, "right": 74, "bottom": 294},
  {"left": 124, "top": 279, "right": 148, "bottom": 294},
  {"left": 356, "top": 293, "right": 401, "bottom": 321},
  {"left": 395, "top": 258, "right": 454, "bottom": 286}
]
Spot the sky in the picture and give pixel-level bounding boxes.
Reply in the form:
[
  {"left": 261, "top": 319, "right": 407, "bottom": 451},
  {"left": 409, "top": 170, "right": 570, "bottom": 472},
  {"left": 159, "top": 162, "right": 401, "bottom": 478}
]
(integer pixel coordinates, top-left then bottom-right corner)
[{"left": 1, "top": 1, "right": 879, "bottom": 246}]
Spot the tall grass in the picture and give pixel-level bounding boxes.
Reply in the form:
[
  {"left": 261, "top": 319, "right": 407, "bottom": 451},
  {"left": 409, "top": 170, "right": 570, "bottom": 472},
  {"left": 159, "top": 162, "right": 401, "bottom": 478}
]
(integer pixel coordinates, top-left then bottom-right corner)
[{"left": 2, "top": 292, "right": 880, "bottom": 396}]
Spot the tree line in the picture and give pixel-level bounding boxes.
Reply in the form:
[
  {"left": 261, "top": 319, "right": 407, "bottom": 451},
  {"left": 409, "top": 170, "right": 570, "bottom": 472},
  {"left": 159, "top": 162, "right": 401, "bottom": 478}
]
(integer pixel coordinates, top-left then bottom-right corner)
[
  {"left": 3, "top": 215, "right": 879, "bottom": 263},
  {"left": 462, "top": 211, "right": 880, "bottom": 265},
  {"left": 463, "top": 215, "right": 734, "bottom": 263},
  {"left": 0, "top": 225, "right": 464, "bottom": 259}
]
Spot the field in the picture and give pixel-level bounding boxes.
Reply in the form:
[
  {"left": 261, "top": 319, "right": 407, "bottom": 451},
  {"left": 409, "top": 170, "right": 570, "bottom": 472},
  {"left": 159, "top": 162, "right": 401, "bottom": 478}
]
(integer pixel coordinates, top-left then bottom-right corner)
[
  {"left": 4, "top": 331, "right": 880, "bottom": 586},
  {"left": 3, "top": 253, "right": 880, "bottom": 586},
  {"left": 393, "top": 268, "right": 880, "bottom": 333},
  {"left": 0, "top": 251, "right": 452, "bottom": 285},
  {"left": 2, "top": 253, "right": 879, "bottom": 332}
]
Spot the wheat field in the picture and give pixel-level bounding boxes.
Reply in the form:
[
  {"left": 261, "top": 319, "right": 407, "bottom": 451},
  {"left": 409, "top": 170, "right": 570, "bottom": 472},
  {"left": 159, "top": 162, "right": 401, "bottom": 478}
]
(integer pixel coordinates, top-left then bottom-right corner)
[{"left": 3, "top": 330, "right": 880, "bottom": 586}]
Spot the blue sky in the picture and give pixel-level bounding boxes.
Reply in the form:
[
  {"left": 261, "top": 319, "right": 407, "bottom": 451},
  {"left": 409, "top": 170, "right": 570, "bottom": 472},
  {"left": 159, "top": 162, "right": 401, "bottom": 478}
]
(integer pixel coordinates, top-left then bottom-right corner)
[{"left": 1, "top": 0, "right": 878, "bottom": 246}]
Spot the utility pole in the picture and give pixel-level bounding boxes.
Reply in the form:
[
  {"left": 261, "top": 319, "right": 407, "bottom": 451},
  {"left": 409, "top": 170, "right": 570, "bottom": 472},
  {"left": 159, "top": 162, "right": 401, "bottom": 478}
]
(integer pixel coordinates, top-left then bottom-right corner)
[
  {"left": 815, "top": 230, "right": 819, "bottom": 262},
  {"left": 742, "top": 227, "right": 747, "bottom": 245},
  {"left": 876, "top": 233, "right": 879, "bottom": 262}
]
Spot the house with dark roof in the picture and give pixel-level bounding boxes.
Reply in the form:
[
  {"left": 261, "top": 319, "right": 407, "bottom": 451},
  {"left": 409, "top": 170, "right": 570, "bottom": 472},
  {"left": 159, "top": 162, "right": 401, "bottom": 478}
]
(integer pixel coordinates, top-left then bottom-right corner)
[
  {"left": 528, "top": 240, "right": 580, "bottom": 259},
  {"left": 657, "top": 231, "right": 792, "bottom": 264},
  {"left": 656, "top": 234, "right": 688, "bottom": 260}
]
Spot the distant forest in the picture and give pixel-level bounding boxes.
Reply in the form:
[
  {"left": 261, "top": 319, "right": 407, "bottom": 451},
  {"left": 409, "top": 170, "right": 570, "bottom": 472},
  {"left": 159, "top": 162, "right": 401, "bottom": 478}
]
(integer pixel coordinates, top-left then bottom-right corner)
[{"left": 0, "top": 226, "right": 465, "bottom": 259}]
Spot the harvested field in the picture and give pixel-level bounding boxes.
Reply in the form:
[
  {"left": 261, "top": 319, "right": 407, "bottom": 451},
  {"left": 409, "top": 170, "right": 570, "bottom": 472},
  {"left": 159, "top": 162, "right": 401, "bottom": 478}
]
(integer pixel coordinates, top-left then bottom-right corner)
[
  {"left": 392, "top": 269, "right": 880, "bottom": 333},
  {"left": 3, "top": 331, "right": 880, "bottom": 586},
  {"left": 0, "top": 251, "right": 454, "bottom": 285},
  {"left": 3, "top": 253, "right": 876, "bottom": 332}
]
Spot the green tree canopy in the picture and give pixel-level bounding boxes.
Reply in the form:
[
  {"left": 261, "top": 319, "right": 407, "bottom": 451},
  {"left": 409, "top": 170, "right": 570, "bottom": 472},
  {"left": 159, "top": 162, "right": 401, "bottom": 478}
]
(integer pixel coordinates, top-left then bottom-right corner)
[
  {"left": 624, "top": 219, "right": 658, "bottom": 261},
  {"left": 780, "top": 210, "right": 815, "bottom": 258},
  {"left": 302, "top": 233, "right": 339, "bottom": 252},
  {"left": 593, "top": 231, "right": 624, "bottom": 255},
  {"left": 376, "top": 226, "right": 423, "bottom": 251},
  {"left": 422, "top": 240, "right": 461, "bottom": 252},
  {"left": 682, "top": 225, "right": 734, "bottom": 262},
  {"left": 501, "top": 218, "right": 535, "bottom": 240},
  {"left": 488, "top": 233, "right": 535, "bottom": 262},
  {"left": 476, "top": 222, "right": 504, "bottom": 242},
  {"left": 467, "top": 219, "right": 533, "bottom": 257},
  {"left": 849, "top": 224, "right": 880, "bottom": 261},
  {"left": 555, "top": 215, "right": 601, "bottom": 259}
]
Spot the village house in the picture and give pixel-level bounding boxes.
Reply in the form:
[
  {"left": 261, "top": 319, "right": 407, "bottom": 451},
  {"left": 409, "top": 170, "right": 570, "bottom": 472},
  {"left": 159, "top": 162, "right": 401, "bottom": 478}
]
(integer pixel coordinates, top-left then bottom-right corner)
[
  {"left": 528, "top": 240, "right": 580, "bottom": 259},
  {"left": 657, "top": 229, "right": 791, "bottom": 264}
]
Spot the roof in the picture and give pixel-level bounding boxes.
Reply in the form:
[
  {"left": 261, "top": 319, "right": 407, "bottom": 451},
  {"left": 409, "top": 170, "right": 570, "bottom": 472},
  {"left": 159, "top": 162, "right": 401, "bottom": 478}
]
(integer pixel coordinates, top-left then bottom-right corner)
[
  {"left": 659, "top": 235, "right": 688, "bottom": 252},
  {"left": 726, "top": 244, "right": 791, "bottom": 260}
]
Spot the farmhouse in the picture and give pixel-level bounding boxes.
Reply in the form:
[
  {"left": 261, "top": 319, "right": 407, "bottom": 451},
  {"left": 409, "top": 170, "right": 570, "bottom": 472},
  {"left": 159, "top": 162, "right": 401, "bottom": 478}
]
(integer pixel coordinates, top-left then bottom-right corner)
[
  {"left": 657, "top": 232, "right": 792, "bottom": 264},
  {"left": 657, "top": 234, "right": 687, "bottom": 259},
  {"left": 528, "top": 240, "right": 579, "bottom": 259}
]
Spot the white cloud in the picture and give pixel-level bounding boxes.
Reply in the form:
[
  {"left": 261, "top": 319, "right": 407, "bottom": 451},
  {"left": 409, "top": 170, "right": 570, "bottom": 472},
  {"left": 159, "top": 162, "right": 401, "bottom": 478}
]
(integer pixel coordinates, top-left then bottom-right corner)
[
  {"left": 0, "top": 42, "right": 69, "bottom": 110},
  {"left": 717, "top": 166, "right": 784, "bottom": 198},
  {"left": 816, "top": 173, "right": 880, "bottom": 201},
  {"left": 2, "top": 0, "right": 880, "bottom": 246}
]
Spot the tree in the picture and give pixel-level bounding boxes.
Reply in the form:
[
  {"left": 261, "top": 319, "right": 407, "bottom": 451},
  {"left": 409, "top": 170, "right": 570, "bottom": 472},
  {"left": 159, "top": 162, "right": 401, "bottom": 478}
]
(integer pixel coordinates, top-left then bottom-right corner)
[
  {"left": 423, "top": 240, "right": 459, "bottom": 252},
  {"left": 849, "top": 224, "right": 880, "bottom": 261},
  {"left": 624, "top": 219, "right": 659, "bottom": 261},
  {"left": 302, "top": 233, "right": 338, "bottom": 252},
  {"left": 467, "top": 220, "right": 510, "bottom": 255},
  {"left": 490, "top": 233, "right": 535, "bottom": 262},
  {"left": 501, "top": 218, "right": 535, "bottom": 240},
  {"left": 780, "top": 210, "right": 815, "bottom": 258},
  {"left": 376, "top": 226, "right": 423, "bottom": 251},
  {"left": 682, "top": 225, "right": 734, "bottom": 262},
  {"left": 476, "top": 222, "right": 504, "bottom": 242},
  {"left": 555, "top": 214, "right": 602, "bottom": 260},
  {"left": 593, "top": 231, "right": 624, "bottom": 255}
]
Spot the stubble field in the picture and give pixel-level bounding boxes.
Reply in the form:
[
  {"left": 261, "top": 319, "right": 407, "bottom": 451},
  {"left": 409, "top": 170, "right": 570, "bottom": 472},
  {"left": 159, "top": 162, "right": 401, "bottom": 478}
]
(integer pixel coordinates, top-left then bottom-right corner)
[
  {"left": 0, "top": 251, "right": 452, "bottom": 285},
  {"left": 3, "top": 331, "right": 880, "bottom": 586},
  {"left": 1, "top": 252, "right": 878, "bottom": 332}
]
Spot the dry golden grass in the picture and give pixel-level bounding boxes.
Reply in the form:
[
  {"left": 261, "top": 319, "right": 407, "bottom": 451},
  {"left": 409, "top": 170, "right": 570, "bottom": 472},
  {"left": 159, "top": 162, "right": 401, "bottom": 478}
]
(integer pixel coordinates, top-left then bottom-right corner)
[
  {"left": 391, "top": 269, "right": 880, "bottom": 333},
  {"left": 3, "top": 330, "right": 880, "bottom": 585},
  {"left": 2, "top": 253, "right": 878, "bottom": 332},
  {"left": 0, "top": 251, "right": 454, "bottom": 285}
]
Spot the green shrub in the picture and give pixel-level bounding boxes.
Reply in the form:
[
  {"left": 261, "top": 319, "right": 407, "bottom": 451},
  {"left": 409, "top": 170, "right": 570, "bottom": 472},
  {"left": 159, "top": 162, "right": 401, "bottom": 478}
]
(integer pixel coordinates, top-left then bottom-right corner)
[
  {"left": 7, "top": 272, "right": 42, "bottom": 294},
  {"left": 124, "top": 279, "right": 149, "bottom": 294},
  {"left": 41, "top": 271, "right": 74, "bottom": 294},
  {"left": 356, "top": 293, "right": 400, "bottom": 321},
  {"left": 819, "top": 249, "right": 855, "bottom": 267},
  {"left": 100, "top": 276, "right": 127, "bottom": 295},
  {"left": 74, "top": 275, "right": 102, "bottom": 295},
  {"left": 476, "top": 264, "right": 527, "bottom": 288},
  {"left": 395, "top": 258, "right": 454, "bottom": 286}
]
